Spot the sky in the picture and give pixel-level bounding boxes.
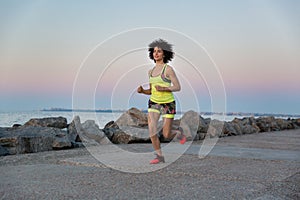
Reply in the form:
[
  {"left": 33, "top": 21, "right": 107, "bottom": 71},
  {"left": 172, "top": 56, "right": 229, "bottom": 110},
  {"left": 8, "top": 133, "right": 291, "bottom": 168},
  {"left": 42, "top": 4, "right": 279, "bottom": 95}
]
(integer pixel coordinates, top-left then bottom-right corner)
[{"left": 0, "top": 0, "right": 300, "bottom": 115}]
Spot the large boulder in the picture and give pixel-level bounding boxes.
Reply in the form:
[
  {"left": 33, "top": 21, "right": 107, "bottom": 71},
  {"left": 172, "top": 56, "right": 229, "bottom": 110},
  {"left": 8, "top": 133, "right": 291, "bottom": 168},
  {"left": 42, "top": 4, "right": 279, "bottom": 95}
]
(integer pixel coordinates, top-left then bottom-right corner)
[
  {"left": 24, "top": 117, "right": 68, "bottom": 129},
  {"left": 180, "top": 110, "right": 200, "bottom": 140},
  {"left": 102, "top": 121, "right": 120, "bottom": 140},
  {"left": 242, "top": 124, "right": 260, "bottom": 134},
  {"left": 104, "top": 121, "right": 119, "bottom": 129},
  {"left": 0, "top": 144, "right": 9, "bottom": 156},
  {"left": 206, "top": 119, "right": 225, "bottom": 138},
  {"left": 67, "top": 116, "right": 82, "bottom": 143},
  {"left": 115, "top": 107, "right": 148, "bottom": 127},
  {"left": 198, "top": 115, "right": 208, "bottom": 133},
  {"left": 108, "top": 108, "right": 151, "bottom": 144},
  {"left": 110, "top": 129, "right": 131, "bottom": 144},
  {"left": 239, "top": 117, "right": 256, "bottom": 126},
  {"left": 223, "top": 122, "right": 239, "bottom": 136},
  {"left": 52, "top": 132, "right": 72, "bottom": 149},
  {"left": 103, "top": 122, "right": 150, "bottom": 144},
  {"left": 194, "top": 115, "right": 209, "bottom": 140},
  {"left": 117, "top": 126, "right": 150, "bottom": 143},
  {"left": 231, "top": 118, "right": 245, "bottom": 135},
  {"left": 68, "top": 116, "right": 110, "bottom": 145},
  {"left": 0, "top": 126, "right": 72, "bottom": 155},
  {"left": 81, "top": 120, "right": 110, "bottom": 145}
]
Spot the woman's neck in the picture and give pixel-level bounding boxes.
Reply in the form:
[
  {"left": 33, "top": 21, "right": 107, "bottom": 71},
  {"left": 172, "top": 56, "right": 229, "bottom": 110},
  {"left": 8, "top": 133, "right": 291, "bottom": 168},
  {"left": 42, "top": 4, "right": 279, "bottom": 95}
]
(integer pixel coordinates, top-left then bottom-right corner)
[{"left": 155, "top": 61, "right": 164, "bottom": 66}]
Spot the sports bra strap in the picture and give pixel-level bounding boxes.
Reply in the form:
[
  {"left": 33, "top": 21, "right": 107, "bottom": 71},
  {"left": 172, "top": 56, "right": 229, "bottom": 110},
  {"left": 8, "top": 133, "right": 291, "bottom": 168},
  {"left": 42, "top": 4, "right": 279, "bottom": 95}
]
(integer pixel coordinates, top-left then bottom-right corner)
[{"left": 162, "top": 64, "right": 167, "bottom": 75}]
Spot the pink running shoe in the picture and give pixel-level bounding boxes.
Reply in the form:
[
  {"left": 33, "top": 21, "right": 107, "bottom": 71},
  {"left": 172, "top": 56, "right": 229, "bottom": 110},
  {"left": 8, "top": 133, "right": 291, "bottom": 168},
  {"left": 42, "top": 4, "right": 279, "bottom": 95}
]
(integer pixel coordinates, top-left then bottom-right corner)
[
  {"left": 177, "top": 127, "right": 186, "bottom": 145},
  {"left": 150, "top": 154, "right": 165, "bottom": 164}
]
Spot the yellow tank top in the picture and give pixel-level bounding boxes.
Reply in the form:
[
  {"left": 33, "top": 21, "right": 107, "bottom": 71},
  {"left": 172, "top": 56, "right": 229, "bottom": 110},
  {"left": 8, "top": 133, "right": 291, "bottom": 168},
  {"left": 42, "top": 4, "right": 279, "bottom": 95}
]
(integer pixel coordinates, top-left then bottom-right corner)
[{"left": 149, "top": 64, "right": 175, "bottom": 103}]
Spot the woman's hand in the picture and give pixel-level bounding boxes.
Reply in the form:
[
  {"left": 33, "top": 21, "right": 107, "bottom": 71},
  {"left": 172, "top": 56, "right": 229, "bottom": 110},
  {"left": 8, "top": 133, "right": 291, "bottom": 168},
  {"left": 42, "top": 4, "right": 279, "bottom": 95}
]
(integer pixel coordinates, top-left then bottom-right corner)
[
  {"left": 137, "top": 86, "right": 144, "bottom": 93},
  {"left": 137, "top": 85, "right": 151, "bottom": 95},
  {"left": 155, "top": 85, "right": 170, "bottom": 92},
  {"left": 155, "top": 85, "right": 163, "bottom": 91}
]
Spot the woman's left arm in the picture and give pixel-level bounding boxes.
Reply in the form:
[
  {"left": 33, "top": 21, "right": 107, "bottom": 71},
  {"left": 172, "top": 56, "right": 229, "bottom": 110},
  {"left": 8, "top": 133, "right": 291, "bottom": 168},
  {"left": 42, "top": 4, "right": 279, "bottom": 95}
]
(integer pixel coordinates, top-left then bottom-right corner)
[{"left": 155, "top": 66, "right": 181, "bottom": 92}]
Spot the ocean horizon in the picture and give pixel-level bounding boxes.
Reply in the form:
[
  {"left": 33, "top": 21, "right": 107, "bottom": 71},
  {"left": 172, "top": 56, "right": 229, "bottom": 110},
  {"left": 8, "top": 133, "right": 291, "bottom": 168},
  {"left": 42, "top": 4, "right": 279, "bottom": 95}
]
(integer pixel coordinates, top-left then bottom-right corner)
[{"left": 1, "top": 109, "right": 299, "bottom": 129}]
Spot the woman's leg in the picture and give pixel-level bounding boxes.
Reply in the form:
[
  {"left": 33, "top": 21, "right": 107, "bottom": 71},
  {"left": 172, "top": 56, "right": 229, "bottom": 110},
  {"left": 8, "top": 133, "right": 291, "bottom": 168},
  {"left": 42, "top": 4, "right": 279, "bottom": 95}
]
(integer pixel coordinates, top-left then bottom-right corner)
[
  {"left": 162, "top": 117, "right": 178, "bottom": 139},
  {"left": 162, "top": 117, "right": 186, "bottom": 144},
  {"left": 148, "top": 112, "right": 162, "bottom": 156}
]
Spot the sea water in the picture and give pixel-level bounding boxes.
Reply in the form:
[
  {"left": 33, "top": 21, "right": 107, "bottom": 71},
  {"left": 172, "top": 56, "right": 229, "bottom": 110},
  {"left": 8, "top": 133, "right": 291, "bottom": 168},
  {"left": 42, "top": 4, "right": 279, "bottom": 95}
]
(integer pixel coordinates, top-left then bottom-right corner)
[
  {"left": 0, "top": 111, "right": 122, "bottom": 128},
  {"left": 0, "top": 110, "right": 250, "bottom": 128}
]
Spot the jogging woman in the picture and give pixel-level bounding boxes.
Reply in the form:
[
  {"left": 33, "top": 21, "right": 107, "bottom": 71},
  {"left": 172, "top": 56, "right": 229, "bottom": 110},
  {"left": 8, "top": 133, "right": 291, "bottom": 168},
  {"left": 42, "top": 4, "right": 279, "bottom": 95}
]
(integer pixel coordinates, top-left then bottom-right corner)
[{"left": 137, "top": 39, "right": 186, "bottom": 164}]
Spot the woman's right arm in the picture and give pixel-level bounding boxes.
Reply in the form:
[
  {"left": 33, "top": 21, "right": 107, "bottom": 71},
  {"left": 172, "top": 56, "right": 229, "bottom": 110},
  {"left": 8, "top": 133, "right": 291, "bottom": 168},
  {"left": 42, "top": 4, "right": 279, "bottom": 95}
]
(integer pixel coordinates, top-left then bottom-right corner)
[
  {"left": 137, "top": 84, "right": 151, "bottom": 95},
  {"left": 137, "top": 69, "right": 152, "bottom": 95}
]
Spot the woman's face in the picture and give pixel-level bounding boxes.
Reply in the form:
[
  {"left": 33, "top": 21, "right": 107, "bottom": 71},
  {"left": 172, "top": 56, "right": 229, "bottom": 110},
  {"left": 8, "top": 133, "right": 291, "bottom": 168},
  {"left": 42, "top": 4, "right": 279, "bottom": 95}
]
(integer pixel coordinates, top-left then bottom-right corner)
[{"left": 153, "top": 47, "right": 164, "bottom": 62}]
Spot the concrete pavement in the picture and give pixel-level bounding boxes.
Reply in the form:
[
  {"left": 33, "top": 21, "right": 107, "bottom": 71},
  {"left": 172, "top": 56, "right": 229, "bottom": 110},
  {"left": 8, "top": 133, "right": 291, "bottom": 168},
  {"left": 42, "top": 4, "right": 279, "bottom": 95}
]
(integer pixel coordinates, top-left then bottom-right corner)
[{"left": 0, "top": 129, "right": 299, "bottom": 199}]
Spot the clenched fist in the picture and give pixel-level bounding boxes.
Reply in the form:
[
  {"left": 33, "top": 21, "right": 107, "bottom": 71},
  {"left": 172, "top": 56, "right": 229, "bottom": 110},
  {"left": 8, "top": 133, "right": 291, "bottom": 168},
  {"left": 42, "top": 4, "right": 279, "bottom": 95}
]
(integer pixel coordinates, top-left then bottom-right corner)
[{"left": 137, "top": 86, "right": 144, "bottom": 93}]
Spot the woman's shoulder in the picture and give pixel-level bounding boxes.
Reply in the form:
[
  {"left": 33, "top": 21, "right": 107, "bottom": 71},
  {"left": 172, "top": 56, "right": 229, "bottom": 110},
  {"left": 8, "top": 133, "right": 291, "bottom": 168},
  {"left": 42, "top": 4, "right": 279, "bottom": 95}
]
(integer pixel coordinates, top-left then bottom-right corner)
[{"left": 165, "top": 64, "right": 175, "bottom": 73}]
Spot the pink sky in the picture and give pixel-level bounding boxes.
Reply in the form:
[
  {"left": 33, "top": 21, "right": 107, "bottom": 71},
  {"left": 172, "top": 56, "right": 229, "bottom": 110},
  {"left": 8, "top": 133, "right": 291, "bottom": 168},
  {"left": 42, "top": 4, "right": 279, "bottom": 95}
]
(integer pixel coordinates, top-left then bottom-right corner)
[{"left": 1, "top": 1, "right": 299, "bottom": 114}]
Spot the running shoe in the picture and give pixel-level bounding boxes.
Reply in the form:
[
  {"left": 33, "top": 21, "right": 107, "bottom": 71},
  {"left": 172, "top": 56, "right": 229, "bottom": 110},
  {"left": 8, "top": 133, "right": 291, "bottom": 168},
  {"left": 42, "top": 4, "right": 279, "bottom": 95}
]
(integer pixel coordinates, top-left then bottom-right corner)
[
  {"left": 150, "top": 154, "right": 165, "bottom": 164},
  {"left": 177, "top": 127, "right": 186, "bottom": 144}
]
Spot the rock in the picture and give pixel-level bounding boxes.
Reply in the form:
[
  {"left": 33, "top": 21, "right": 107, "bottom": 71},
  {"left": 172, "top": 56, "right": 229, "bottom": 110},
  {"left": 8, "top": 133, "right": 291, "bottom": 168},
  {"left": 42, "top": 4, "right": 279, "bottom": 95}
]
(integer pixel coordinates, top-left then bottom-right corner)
[
  {"left": 204, "top": 118, "right": 211, "bottom": 124},
  {"left": 256, "top": 117, "right": 280, "bottom": 132},
  {"left": 103, "top": 125, "right": 151, "bottom": 144},
  {"left": 0, "top": 128, "right": 18, "bottom": 153},
  {"left": 231, "top": 118, "right": 244, "bottom": 135},
  {"left": 295, "top": 118, "right": 300, "bottom": 126},
  {"left": 223, "top": 122, "right": 238, "bottom": 136},
  {"left": 102, "top": 128, "right": 115, "bottom": 140},
  {"left": 198, "top": 115, "right": 208, "bottom": 133},
  {"left": 103, "top": 111, "right": 152, "bottom": 143},
  {"left": 180, "top": 110, "right": 200, "bottom": 140},
  {"left": 193, "top": 115, "right": 208, "bottom": 140},
  {"left": 24, "top": 117, "right": 68, "bottom": 129},
  {"left": 197, "top": 132, "right": 207, "bottom": 140},
  {"left": 251, "top": 124, "right": 261, "bottom": 132},
  {"left": 206, "top": 119, "right": 225, "bottom": 138},
  {"left": 102, "top": 121, "right": 120, "bottom": 140},
  {"left": 2, "top": 110, "right": 299, "bottom": 155},
  {"left": 81, "top": 120, "right": 110, "bottom": 145},
  {"left": 118, "top": 126, "right": 150, "bottom": 143},
  {"left": 69, "top": 116, "right": 110, "bottom": 145},
  {"left": 0, "top": 126, "right": 74, "bottom": 155},
  {"left": 232, "top": 117, "right": 243, "bottom": 125},
  {"left": 240, "top": 117, "right": 256, "bottom": 126},
  {"left": 67, "top": 116, "right": 82, "bottom": 143},
  {"left": 242, "top": 124, "right": 260, "bottom": 135},
  {"left": 232, "top": 122, "right": 243, "bottom": 135},
  {"left": 104, "top": 121, "right": 119, "bottom": 129},
  {"left": 12, "top": 124, "right": 22, "bottom": 128},
  {"left": 0, "top": 145, "right": 9, "bottom": 156},
  {"left": 2, "top": 127, "right": 52, "bottom": 154},
  {"left": 52, "top": 134, "right": 72, "bottom": 149},
  {"left": 111, "top": 129, "right": 131, "bottom": 144},
  {"left": 115, "top": 107, "right": 148, "bottom": 127},
  {"left": 276, "top": 118, "right": 294, "bottom": 130},
  {"left": 292, "top": 118, "right": 300, "bottom": 128}
]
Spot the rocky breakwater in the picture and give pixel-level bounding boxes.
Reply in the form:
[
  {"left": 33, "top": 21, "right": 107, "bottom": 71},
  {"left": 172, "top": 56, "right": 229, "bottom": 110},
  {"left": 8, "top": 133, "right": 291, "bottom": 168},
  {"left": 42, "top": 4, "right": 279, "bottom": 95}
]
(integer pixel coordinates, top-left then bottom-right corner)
[
  {"left": 1, "top": 108, "right": 300, "bottom": 156},
  {"left": 0, "top": 116, "right": 110, "bottom": 156},
  {"left": 102, "top": 108, "right": 300, "bottom": 143},
  {"left": 0, "top": 117, "right": 76, "bottom": 156}
]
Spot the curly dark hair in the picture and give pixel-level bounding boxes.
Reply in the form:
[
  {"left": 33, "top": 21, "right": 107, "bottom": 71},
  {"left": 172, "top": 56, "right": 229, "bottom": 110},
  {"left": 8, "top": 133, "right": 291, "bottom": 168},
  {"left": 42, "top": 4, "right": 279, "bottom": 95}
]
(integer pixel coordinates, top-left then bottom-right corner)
[{"left": 148, "top": 39, "right": 174, "bottom": 63}]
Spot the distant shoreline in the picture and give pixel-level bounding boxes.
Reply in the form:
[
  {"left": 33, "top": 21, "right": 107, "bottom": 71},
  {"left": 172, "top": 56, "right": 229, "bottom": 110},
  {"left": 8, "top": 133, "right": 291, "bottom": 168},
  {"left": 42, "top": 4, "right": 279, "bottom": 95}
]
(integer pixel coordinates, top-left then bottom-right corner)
[{"left": 41, "top": 108, "right": 300, "bottom": 119}]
